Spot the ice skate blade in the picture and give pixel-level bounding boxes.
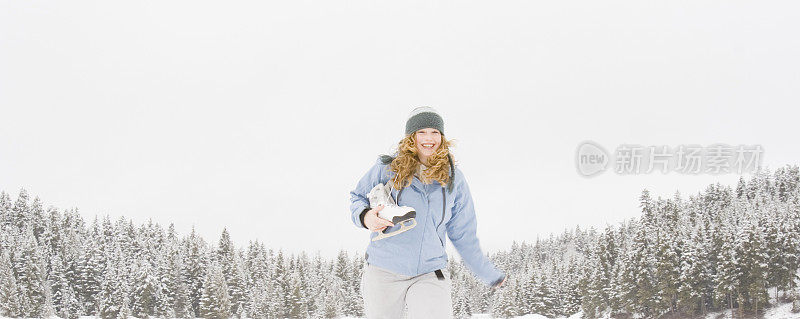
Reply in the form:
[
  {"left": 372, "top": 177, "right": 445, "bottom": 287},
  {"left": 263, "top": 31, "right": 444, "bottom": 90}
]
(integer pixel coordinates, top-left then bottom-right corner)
[{"left": 371, "top": 219, "right": 417, "bottom": 242}]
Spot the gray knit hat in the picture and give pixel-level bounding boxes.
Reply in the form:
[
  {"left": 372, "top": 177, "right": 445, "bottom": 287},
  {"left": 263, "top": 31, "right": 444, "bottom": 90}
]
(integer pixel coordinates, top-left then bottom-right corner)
[{"left": 405, "top": 106, "right": 444, "bottom": 135}]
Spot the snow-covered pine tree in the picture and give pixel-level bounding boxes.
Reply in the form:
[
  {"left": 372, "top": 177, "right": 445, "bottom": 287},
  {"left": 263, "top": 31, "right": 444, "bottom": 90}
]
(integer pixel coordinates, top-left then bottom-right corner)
[
  {"left": 13, "top": 229, "right": 47, "bottom": 317},
  {"left": 549, "top": 263, "right": 568, "bottom": 316},
  {"left": 97, "top": 244, "right": 131, "bottom": 319},
  {"left": 784, "top": 192, "right": 800, "bottom": 298},
  {"left": 304, "top": 252, "right": 327, "bottom": 316},
  {"left": 577, "top": 258, "right": 600, "bottom": 317},
  {"left": 714, "top": 213, "right": 740, "bottom": 318},
  {"left": 350, "top": 253, "right": 365, "bottom": 317},
  {"left": 50, "top": 252, "right": 80, "bottom": 319},
  {"left": 763, "top": 200, "right": 786, "bottom": 303},
  {"left": 199, "top": 260, "right": 231, "bottom": 319},
  {"left": 114, "top": 217, "right": 135, "bottom": 262},
  {"left": 247, "top": 279, "right": 270, "bottom": 319},
  {"left": 131, "top": 259, "right": 158, "bottom": 318},
  {"left": 736, "top": 176, "right": 747, "bottom": 199},
  {"left": 235, "top": 251, "right": 250, "bottom": 319},
  {"left": 0, "top": 250, "right": 21, "bottom": 317},
  {"left": 41, "top": 278, "right": 56, "bottom": 318},
  {"left": 269, "top": 250, "right": 288, "bottom": 318},
  {"left": 42, "top": 206, "right": 63, "bottom": 262},
  {"left": 748, "top": 169, "right": 774, "bottom": 205},
  {"left": 562, "top": 258, "right": 582, "bottom": 315},
  {"left": 596, "top": 227, "right": 618, "bottom": 311},
  {"left": 491, "top": 277, "right": 518, "bottom": 318},
  {"left": 287, "top": 268, "right": 309, "bottom": 318},
  {"left": 653, "top": 197, "right": 681, "bottom": 315},
  {"left": 245, "top": 241, "right": 267, "bottom": 284},
  {"left": 60, "top": 211, "right": 86, "bottom": 318},
  {"left": 620, "top": 222, "right": 656, "bottom": 316},
  {"left": 153, "top": 247, "right": 176, "bottom": 318},
  {"left": 117, "top": 294, "right": 131, "bottom": 319},
  {"left": 244, "top": 241, "right": 270, "bottom": 319},
  {"left": 99, "top": 216, "right": 114, "bottom": 252},
  {"left": 80, "top": 218, "right": 105, "bottom": 315},
  {"left": 333, "top": 249, "right": 351, "bottom": 283},
  {"left": 29, "top": 197, "right": 49, "bottom": 247},
  {"left": 311, "top": 285, "right": 329, "bottom": 319},
  {"left": 692, "top": 199, "right": 718, "bottom": 315},
  {"left": 476, "top": 261, "right": 493, "bottom": 313},
  {"left": 451, "top": 264, "right": 471, "bottom": 319},
  {"left": 217, "top": 228, "right": 246, "bottom": 317},
  {"left": 183, "top": 227, "right": 207, "bottom": 317},
  {"left": 677, "top": 219, "right": 705, "bottom": 315},
  {"left": 517, "top": 269, "right": 535, "bottom": 315},
  {"left": 11, "top": 189, "right": 31, "bottom": 231},
  {"left": 333, "top": 249, "right": 357, "bottom": 316},
  {"left": 531, "top": 273, "right": 556, "bottom": 317},
  {"left": 508, "top": 241, "right": 525, "bottom": 274},
  {"left": 737, "top": 211, "right": 769, "bottom": 315},
  {"left": 323, "top": 277, "right": 344, "bottom": 318},
  {"left": 775, "top": 166, "right": 799, "bottom": 202},
  {"left": 0, "top": 191, "right": 14, "bottom": 231}
]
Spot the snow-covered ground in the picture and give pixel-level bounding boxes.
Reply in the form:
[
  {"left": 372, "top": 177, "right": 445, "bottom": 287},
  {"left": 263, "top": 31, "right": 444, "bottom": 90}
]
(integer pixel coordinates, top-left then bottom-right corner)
[
  {"left": 456, "top": 305, "right": 799, "bottom": 319},
  {"left": 342, "top": 311, "right": 582, "bottom": 319},
  {"left": 468, "top": 312, "right": 584, "bottom": 319},
  {"left": 341, "top": 303, "right": 800, "bottom": 319},
  {"left": 3, "top": 306, "right": 797, "bottom": 319},
  {"left": 702, "top": 302, "right": 798, "bottom": 319}
]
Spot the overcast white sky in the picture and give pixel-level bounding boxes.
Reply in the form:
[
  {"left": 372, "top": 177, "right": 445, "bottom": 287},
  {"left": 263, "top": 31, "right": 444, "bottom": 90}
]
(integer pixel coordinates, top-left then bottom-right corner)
[{"left": 1, "top": 0, "right": 798, "bottom": 259}]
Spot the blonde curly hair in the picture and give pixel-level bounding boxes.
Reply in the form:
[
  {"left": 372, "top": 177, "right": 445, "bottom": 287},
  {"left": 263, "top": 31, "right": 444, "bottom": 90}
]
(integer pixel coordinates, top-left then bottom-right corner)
[{"left": 386, "top": 133, "right": 453, "bottom": 191}]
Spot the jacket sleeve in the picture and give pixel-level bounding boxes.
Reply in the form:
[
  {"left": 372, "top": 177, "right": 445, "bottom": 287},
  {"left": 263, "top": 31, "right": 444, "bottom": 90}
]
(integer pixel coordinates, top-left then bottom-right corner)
[
  {"left": 446, "top": 170, "right": 506, "bottom": 287},
  {"left": 349, "top": 161, "right": 388, "bottom": 229}
]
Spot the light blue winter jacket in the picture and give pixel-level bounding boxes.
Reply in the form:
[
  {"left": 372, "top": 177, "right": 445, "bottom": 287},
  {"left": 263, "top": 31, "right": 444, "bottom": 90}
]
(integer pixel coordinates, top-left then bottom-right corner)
[{"left": 349, "top": 157, "right": 505, "bottom": 287}]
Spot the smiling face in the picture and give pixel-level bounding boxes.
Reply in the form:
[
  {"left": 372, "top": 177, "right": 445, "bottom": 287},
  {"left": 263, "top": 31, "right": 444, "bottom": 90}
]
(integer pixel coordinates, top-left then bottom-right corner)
[{"left": 414, "top": 128, "right": 442, "bottom": 165}]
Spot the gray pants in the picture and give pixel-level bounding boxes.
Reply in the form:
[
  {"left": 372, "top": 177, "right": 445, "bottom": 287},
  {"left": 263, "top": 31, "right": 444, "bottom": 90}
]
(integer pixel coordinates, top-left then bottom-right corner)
[{"left": 361, "top": 263, "right": 453, "bottom": 319}]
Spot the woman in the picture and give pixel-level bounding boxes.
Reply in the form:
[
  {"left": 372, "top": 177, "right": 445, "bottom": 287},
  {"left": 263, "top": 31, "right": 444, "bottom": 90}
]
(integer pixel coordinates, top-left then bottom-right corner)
[{"left": 349, "top": 107, "right": 507, "bottom": 319}]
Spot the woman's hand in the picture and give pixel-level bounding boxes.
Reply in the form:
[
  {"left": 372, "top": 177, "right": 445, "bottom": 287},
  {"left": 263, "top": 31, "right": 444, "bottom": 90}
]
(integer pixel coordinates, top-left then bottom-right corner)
[{"left": 364, "top": 205, "right": 394, "bottom": 232}]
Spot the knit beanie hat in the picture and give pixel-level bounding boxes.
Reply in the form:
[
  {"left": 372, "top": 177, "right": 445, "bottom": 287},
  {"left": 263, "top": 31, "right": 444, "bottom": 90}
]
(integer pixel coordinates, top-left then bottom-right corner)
[{"left": 405, "top": 106, "right": 444, "bottom": 136}]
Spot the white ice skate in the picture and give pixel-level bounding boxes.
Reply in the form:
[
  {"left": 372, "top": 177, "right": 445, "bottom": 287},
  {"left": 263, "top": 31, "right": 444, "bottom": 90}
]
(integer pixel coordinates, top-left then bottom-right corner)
[{"left": 367, "top": 183, "right": 417, "bottom": 241}]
